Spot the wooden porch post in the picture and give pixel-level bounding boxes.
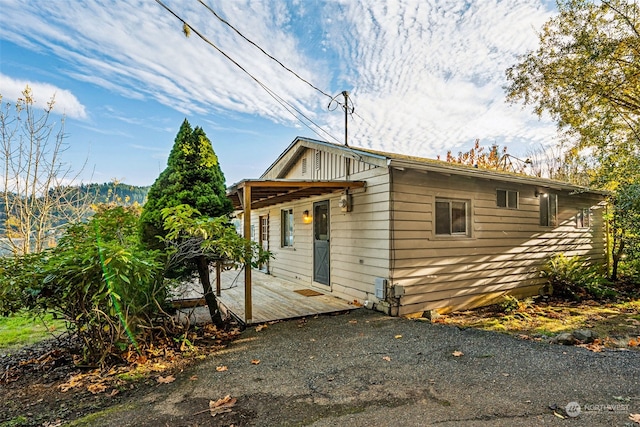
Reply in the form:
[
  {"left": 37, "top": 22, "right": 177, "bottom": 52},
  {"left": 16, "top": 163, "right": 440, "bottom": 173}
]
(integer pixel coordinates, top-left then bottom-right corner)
[
  {"left": 243, "top": 185, "right": 253, "bottom": 323},
  {"left": 215, "top": 260, "right": 221, "bottom": 297}
]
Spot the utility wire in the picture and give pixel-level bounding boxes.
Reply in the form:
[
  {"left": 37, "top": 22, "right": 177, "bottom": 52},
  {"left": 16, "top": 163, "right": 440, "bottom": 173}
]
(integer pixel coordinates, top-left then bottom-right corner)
[
  {"left": 154, "top": 0, "right": 342, "bottom": 144},
  {"left": 195, "top": 0, "right": 334, "bottom": 100}
]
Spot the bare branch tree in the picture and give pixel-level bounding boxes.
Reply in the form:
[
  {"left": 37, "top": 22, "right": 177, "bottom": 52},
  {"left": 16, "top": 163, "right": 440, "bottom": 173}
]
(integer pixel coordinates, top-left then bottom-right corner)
[{"left": 0, "top": 86, "right": 93, "bottom": 255}]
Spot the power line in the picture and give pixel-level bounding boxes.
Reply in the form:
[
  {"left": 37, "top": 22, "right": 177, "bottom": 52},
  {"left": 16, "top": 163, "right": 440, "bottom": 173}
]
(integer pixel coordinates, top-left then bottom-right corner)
[
  {"left": 154, "top": 0, "right": 342, "bottom": 144},
  {"left": 196, "top": 0, "right": 334, "bottom": 100}
]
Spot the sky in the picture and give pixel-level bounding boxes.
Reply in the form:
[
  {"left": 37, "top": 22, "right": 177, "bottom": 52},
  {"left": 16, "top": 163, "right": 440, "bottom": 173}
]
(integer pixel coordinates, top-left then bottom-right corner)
[{"left": 0, "top": 0, "right": 559, "bottom": 187}]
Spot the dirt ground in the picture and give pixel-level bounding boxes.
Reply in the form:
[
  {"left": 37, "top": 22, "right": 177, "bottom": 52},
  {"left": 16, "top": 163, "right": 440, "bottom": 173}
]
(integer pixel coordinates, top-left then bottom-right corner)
[
  {"left": 3, "top": 308, "right": 636, "bottom": 427},
  {"left": 2, "top": 306, "right": 640, "bottom": 426}
]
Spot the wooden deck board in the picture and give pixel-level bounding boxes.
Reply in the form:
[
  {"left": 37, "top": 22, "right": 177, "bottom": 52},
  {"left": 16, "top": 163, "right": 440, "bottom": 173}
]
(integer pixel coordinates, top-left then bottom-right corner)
[
  {"left": 218, "top": 269, "right": 355, "bottom": 324},
  {"left": 173, "top": 268, "right": 356, "bottom": 325}
]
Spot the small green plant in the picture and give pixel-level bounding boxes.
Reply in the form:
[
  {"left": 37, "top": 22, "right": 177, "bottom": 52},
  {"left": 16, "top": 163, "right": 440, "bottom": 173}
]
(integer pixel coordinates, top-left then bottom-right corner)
[
  {"left": 500, "top": 295, "right": 520, "bottom": 313},
  {"left": 1, "top": 415, "right": 29, "bottom": 427},
  {"left": 541, "top": 253, "right": 615, "bottom": 301}
]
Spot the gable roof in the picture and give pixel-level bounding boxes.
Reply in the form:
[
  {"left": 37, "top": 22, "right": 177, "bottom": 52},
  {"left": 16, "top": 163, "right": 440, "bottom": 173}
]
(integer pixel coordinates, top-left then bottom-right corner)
[{"left": 261, "top": 136, "right": 607, "bottom": 195}]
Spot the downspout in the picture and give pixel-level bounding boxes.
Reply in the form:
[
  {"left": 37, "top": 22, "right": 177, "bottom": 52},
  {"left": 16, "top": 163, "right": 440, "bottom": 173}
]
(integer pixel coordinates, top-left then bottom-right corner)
[{"left": 388, "top": 166, "right": 399, "bottom": 316}]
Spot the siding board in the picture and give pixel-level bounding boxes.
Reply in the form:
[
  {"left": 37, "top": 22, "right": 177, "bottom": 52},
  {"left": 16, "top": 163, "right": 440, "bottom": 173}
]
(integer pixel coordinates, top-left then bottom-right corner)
[{"left": 390, "top": 168, "right": 607, "bottom": 314}]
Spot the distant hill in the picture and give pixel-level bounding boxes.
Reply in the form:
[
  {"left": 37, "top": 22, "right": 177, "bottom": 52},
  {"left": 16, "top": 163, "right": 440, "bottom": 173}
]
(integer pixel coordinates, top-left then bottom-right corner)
[
  {"left": 74, "top": 182, "right": 150, "bottom": 205},
  {"left": 0, "top": 182, "right": 150, "bottom": 240}
]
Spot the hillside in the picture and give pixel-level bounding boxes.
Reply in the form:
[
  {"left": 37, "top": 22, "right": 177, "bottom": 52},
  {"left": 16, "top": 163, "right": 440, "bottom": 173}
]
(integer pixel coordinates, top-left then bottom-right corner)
[{"left": 0, "top": 182, "right": 150, "bottom": 240}]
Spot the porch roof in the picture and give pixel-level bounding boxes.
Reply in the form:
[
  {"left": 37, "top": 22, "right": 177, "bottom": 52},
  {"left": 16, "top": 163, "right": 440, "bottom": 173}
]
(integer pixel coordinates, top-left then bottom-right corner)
[{"left": 227, "top": 179, "right": 366, "bottom": 210}]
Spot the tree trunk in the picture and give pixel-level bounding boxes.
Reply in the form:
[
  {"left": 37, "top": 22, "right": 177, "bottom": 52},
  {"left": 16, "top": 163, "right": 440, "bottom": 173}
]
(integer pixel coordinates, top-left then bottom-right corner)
[
  {"left": 611, "top": 239, "right": 625, "bottom": 282},
  {"left": 195, "top": 255, "right": 223, "bottom": 326}
]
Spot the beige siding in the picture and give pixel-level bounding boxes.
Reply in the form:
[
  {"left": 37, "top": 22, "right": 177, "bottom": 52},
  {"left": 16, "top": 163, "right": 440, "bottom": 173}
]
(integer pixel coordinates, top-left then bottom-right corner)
[
  {"left": 249, "top": 153, "right": 391, "bottom": 303},
  {"left": 390, "top": 168, "right": 607, "bottom": 315},
  {"left": 282, "top": 147, "right": 376, "bottom": 180}
]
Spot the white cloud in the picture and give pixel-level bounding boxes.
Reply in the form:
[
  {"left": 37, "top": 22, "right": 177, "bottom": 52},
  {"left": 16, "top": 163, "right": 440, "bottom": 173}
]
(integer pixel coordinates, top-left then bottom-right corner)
[
  {"left": 319, "top": 0, "right": 557, "bottom": 157},
  {"left": 0, "top": 0, "right": 558, "bottom": 158},
  {"left": 0, "top": 74, "right": 87, "bottom": 120}
]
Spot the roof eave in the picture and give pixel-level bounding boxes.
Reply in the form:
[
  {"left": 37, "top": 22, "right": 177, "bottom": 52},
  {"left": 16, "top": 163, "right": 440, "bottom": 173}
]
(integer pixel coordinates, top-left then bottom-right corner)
[{"left": 387, "top": 158, "right": 608, "bottom": 195}]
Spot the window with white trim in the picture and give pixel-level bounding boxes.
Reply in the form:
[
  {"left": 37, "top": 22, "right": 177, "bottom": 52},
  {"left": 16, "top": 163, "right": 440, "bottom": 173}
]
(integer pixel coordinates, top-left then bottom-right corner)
[
  {"left": 281, "top": 209, "right": 294, "bottom": 247},
  {"left": 497, "top": 189, "right": 518, "bottom": 209},
  {"left": 435, "top": 199, "right": 470, "bottom": 236}
]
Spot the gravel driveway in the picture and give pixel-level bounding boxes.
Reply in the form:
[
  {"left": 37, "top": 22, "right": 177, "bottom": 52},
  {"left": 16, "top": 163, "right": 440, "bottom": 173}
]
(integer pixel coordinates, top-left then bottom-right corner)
[{"left": 84, "top": 308, "right": 639, "bottom": 426}]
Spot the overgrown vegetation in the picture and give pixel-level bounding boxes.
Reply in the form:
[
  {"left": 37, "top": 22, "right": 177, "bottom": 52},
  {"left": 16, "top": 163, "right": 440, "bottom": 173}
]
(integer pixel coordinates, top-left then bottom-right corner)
[
  {"left": 0, "top": 119, "right": 268, "bottom": 367},
  {"left": 0, "top": 206, "right": 166, "bottom": 365},
  {"left": 140, "top": 119, "right": 242, "bottom": 326},
  {"left": 541, "top": 253, "right": 618, "bottom": 301}
]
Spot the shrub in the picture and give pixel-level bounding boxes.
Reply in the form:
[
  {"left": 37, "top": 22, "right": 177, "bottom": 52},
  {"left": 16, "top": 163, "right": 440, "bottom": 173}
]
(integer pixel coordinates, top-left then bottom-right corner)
[
  {"left": 499, "top": 295, "right": 520, "bottom": 313},
  {"left": 0, "top": 206, "right": 167, "bottom": 365},
  {"left": 541, "top": 253, "right": 615, "bottom": 301}
]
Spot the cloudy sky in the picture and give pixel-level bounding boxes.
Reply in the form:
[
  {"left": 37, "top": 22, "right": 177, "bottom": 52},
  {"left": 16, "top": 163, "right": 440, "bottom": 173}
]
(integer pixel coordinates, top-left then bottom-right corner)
[{"left": 0, "top": 0, "right": 558, "bottom": 187}]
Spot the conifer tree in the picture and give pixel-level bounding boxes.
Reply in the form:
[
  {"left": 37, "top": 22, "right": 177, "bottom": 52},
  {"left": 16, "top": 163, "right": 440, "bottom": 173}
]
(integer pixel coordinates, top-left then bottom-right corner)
[
  {"left": 140, "top": 119, "right": 233, "bottom": 323},
  {"left": 140, "top": 119, "right": 232, "bottom": 248}
]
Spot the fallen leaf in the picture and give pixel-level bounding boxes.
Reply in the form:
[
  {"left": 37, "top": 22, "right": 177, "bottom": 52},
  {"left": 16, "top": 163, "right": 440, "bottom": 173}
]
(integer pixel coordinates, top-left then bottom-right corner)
[
  {"left": 109, "top": 389, "right": 120, "bottom": 397},
  {"left": 348, "top": 320, "right": 358, "bottom": 324},
  {"left": 629, "top": 413, "right": 640, "bottom": 424},
  {"left": 382, "top": 356, "right": 391, "bottom": 362},
  {"left": 59, "top": 374, "right": 84, "bottom": 392},
  {"left": 216, "top": 366, "right": 228, "bottom": 372},
  {"left": 452, "top": 351, "right": 464, "bottom": 357},
  {"left": 190, "top": 375, "right": 198, "bottom": 381},
  {"left": 628, "top": 338, "right": 639, "bottom": 347},
  {"left": 87, "top": 383, "right": 107, "bottom": 394},
  {"left": 255, "top": 324, "right": 268, "bottom": 332},
  {"left": 251, "top": 359, "right": 261, "bottom": 365},
  {"left": 157, "top": 375, "right": 175, "bottom": 384},
  {"left": 577, "top": 342, "right": 604, "bottom": 352},
  {"left": 394, "top": 335, "right": 403, "bottom": 339},
  {"left": 554, "top": 411, "right": 565, "bottom": 419},
  {"left": 209, "top": 395, "right": 237, "bottom": 417}
]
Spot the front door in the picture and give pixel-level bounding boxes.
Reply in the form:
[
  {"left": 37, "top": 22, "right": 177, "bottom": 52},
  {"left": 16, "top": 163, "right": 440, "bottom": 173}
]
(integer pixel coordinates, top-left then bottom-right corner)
[
  {"left": 313, "top": 200, "right": 330, "bottom": 285},
  {"left": 259, "top": 215, "right": 269, "bottom": 272}
]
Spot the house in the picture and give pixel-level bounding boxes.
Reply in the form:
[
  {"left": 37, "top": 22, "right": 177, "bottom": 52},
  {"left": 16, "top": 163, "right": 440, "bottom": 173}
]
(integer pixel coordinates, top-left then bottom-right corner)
[{"left": 227, "top": 137, "right": 607, "bottom": 318}]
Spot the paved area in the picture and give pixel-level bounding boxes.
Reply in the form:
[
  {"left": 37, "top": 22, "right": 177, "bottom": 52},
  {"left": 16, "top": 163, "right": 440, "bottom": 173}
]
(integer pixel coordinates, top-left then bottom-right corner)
[{"left": 87, "top": 309, "right": 639, "bottom": 426}]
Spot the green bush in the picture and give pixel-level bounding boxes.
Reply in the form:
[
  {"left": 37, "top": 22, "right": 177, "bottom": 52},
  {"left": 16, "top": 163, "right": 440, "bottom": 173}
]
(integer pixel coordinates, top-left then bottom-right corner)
[
  {"left": 0, "top": 206, "right": 167, "bottom": 365},
  {"left": 499, "top": 295, "right": 520, "bottom": 313},
  {"left": 541, "top": 253, "right": 615, "bottom": 301}
]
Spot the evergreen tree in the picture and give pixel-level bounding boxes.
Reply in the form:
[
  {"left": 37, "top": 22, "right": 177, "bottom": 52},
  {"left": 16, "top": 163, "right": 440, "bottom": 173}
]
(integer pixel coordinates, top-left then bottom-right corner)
[
  {"left": 140, "top": 119, "right": 233, "bottom": 324},
  {"left": 140, "top": 119, "right": 233, "bottom": 249}
]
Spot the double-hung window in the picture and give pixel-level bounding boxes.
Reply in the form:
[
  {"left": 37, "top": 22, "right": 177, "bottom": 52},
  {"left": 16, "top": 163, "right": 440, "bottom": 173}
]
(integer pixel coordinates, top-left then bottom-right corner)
[
  {"left": 435, "top": 199, "right": 469, "bottom": 236},
  {"left": 281, "top": 209, "right": 294, "bottom": 247},
  {"left": 497, "top": 189, "right": 518, "bottom": 209}
]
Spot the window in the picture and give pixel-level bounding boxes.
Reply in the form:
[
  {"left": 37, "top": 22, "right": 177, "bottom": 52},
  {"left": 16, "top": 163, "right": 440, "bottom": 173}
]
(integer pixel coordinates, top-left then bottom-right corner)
[
  {"left": 497, "top": 189, "right": 518, "bottom": 209},
  {"left": 539, "top": 193, "right": 558, "bottom": 226},
  {"left": 435, "top": 199, "right": 469, "bottom": 236},
  {"left": 281, "top": 209, "right": 294, "bottom": 247},
  {"left": 576, "top": 208, "right": 590, "bottom": 229}
]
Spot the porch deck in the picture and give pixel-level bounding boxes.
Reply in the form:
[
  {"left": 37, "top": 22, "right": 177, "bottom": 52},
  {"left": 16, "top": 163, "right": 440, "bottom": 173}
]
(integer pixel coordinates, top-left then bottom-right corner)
[{"left": 173, "top": 268, "right": 356, "bottom": 325}]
